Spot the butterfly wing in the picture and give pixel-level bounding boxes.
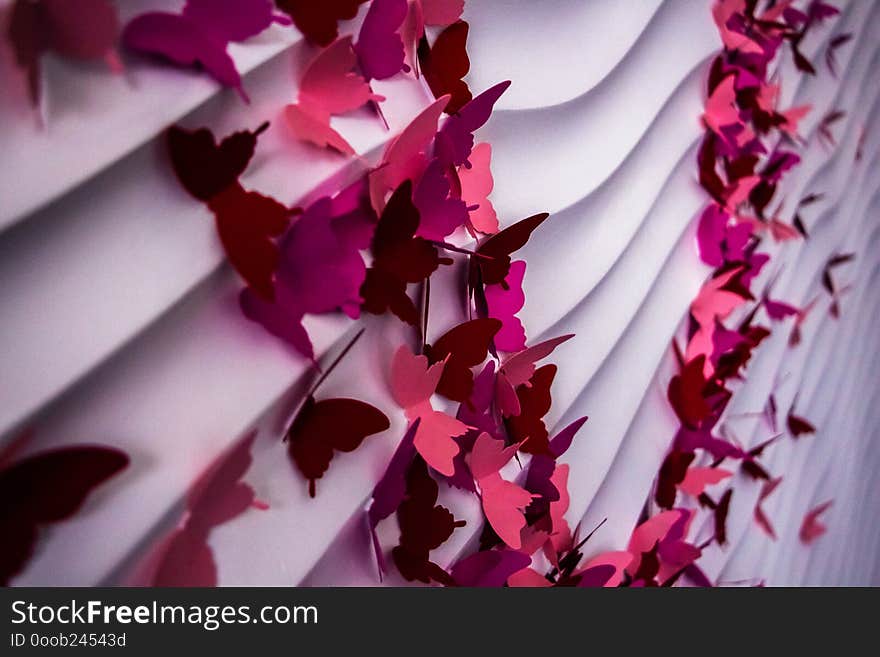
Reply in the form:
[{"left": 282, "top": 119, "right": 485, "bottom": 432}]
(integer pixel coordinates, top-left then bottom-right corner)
[
  {"left": 354, "top": 0, "right": 407, "bottom": 80},
  {"left": 209, "top": 184, "right": 291, "bottom": 300},
  {"left": 0, "top": 445, "right": 129, "bottom": 584},
  {"left": 123, "top": 13, "right": 243, "bottom": 96},
  {"left": 472, "top": 212, "right": 549, "bottom": 287},
  {"left": 166, "top": 124, "right": 264, "bottom": 202}
]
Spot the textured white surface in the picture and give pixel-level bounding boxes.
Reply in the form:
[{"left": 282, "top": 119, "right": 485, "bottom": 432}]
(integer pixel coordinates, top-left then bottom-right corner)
[{"left": 0, "top": 0, "right": 877, "bottom": 586}]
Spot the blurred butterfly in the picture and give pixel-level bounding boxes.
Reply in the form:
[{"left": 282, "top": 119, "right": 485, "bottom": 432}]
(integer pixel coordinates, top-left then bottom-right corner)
[
  {"left": 124, "top": 0, "right": 290, "bottom": 101},
  {"left": 153, "top": 432, "right": 266, "bottom": 586},
  {"left": 800, "top": 500, "right": 832, "bottom": 545},
  {"left": 1, "top": 442, "right": 128, "bottom": 585},
  {"left": 7, "top": 0, "right": 121, "bottom": 106}
]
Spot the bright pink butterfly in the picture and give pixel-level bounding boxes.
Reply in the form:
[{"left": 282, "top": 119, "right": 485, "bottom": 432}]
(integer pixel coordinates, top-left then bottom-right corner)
[
  {"left": 123, "top": 0, "right": 290, "bottom": 101},
  {"left": 686, "top": 267, "right": 750, "bottom": 374},
  {"left": 703, "top": 75, "right": 741, "bottom": 137},
  {"left": 484, "top": 260, "right": 527, "bottom": 353},
  {"left": 468, "top": 432, "right": 536, "bottom": 550}
]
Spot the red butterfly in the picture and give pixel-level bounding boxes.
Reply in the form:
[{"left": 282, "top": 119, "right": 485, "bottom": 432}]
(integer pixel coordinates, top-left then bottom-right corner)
[
  {"left": 418, "top": 20, "right": 471, "bottom": 114},
  {"left": 1, "top": 443, "right": 128, "bottom": 585},
  {"left": 424, "top": 318, "right": 502, "bottom": 403},
  {"left": 505, "top": 363, "right": 557, "bottom": 455},
  {"left": 285, "top": 331, "right": 390, "bottom": 497},
  {"left": 275, "top": 0, "right": 367, "bottom": 46},
  {"left": 469, "top": 212, "right": 549, "bottom": 289},
  {"left": 360, "top": 180, "right": 452, "bottom": 325},
  {"left": 167, "top": 123, "right": 293, "bottom": 300}
]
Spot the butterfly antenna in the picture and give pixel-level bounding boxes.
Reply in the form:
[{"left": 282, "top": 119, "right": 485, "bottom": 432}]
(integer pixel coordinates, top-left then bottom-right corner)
[
  {"left": 310, "top": 328, "right": 367, "bottom": 396},
  {"left": 419, "top": 278, "right": 431, "bottom": 354},
  {"left": 284, "top": 328, "right": 367, "bottom": 440},
  {"left": 371, "top": 98, "right": 390, "bottom": 131}
]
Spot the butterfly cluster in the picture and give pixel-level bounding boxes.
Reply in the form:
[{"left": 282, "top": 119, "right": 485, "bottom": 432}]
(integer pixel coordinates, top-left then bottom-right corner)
[{"left": 645, "top": 0, "right": 843, "bottom": 577}]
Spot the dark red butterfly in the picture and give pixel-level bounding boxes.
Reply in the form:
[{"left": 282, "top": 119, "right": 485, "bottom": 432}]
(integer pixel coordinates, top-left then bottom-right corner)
[
  {"left": 1, "top": 444, "right": 129, "bottom": 585},
  {"left": 275, "top": 0, "right": 367, "bottom": 46},
  {"left": 470, "top": 212, "right": 549, "bottom": 289},
  {"left": 361, "top": 180, "right": 452, "bottom": 325},
  {"left": 786, "top": 411, "right": 815, "bottom": 438},
  {"left": 167, "top": 123, "right": 292, "bottom": 300},
  {"left": 392, "top": 455, "right": 463, "bottom": 585},
  {"left": 424, "top": 318, "right": 502, "bottom": 403},
  {"left": 417, "top": 20, "right": 471, "bottom": 114},
  {"left": 655, "top": 450, "right": 696, "bottom": 509},
  {"left": 505, "top": 363, "right": 556, "bottom": 456},
  {"left": 287, "top": 395, "right": 390, "bottom": 497},
  {"left": 668, "top": 355, "right": 711, "bottom": 429},
  {"left": 713, "top": 488, "right": 733, "bottom": 545}
]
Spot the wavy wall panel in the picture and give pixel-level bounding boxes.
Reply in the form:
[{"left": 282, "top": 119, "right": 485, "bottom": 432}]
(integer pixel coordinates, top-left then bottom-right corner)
[{"left": 1, "top": 0, "right": 878, "bottom": 586}]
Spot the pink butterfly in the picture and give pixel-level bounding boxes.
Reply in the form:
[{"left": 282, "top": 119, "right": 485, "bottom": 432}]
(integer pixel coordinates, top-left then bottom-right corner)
[
  {"left": 459, "top": 142, "right": 499, "bottom": 235},
  {"left": 703, "top": 75, "right": 742, "bottom": 137},
  {"left": 390, "top": 345, "right": 470, "bottom": 477},
  {"left": 686, "top": 267, "right": 749, "bottom": 374},
  {"left": 369, "top": 95, "right": 450, "bottom": 213},
  {"left": 678, "top": 466, "right": 732, "bottom": 497},
  {"left": 285, "top": 36, "right": 384, "bottom": 154},
  {"left": 800, "top": 500, "right": 832, "bottom": 545},
  {"left": 468, "top": 432, "right": 536, "bottom": 550},
  {"left": 123, "top": 0, "right": 290, "bottom": 101}
]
